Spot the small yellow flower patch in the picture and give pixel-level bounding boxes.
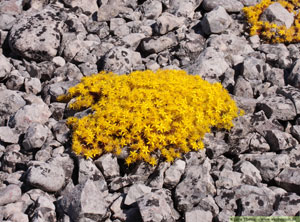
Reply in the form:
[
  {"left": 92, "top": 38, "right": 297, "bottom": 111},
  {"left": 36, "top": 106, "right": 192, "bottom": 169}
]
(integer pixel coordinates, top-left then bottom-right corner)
[{"left": 58, "top": 69, "right": 242, "bottom": 166}]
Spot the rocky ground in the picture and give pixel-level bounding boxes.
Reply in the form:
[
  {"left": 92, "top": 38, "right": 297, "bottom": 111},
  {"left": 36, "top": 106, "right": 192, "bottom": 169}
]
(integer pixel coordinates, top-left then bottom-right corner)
[{"left": 0, "top": 0, "right": 300, "bottom": 221}]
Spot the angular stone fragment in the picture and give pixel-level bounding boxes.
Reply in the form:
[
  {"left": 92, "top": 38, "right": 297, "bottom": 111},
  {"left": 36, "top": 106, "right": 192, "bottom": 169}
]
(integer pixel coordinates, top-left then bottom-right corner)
[
  {"left": 275, "top": 167, "right": 300, "bottom": 194},
  {"left": 141, "top": 0, "right": 162, "bottom": 19},
  {"left": 137, "top": 189, "right": 174, "bottom": 222},
  {"left": 233, "top": 76, "right": 253, "bottom": 98},
  {"left": 1, "top": 151, "right": 23, "bottom": 174},
  {"left": 27, "top": 162, "right": 65, "bottom": 192},
  {"left": 260, "top": 3, "right": 294, "bottom": 29},
  {"left": 103, "top": 46, "right": 143, "bottom": 74},
  {"left": 9, "top": 5, "right": 65, "bottom": 61},
  {"left": 216, "top": 169, "right": 243, "bottom": 189},
  {"left": 168, "top": 0, "right": 203, "bottom": 17},
  {"left": 95, "top": 153, "right": 120, "bottom": 179},
  {"left": 265, "top": 129, "right": 298, "bottom": 151},
  {"left": 0, "top": 184, "right": 21, "bottom": 206},
  {"left": 0, "top": 126, "right": 19, "bottom": 144},
  {"left": 234, "top": 160, "right": 262, "bottom": 185},
  {"left": 154, "top": 12, "right": 185, "bottom": 35},
  {"left": 62, "top": 0, "right": 98, "bottom": 14},
  {"left": 248, "top": 132, "right": 270, "bottom": 153},
  {"left": 186, "top": 47, "right": 229, "bottom": 81},
  {"left": 185, "top": 209, "right": 213, "bottom": 222},
  {"left": 201, "top": 6, "right": 232, "bottom": 35},
  {"left": 31, "top": 195, "right": 56, "bottom": 222},
  {"left": 235, "top": 185, "right": 276, "bottom": 216},
  {"left": 142, "top": 34, "right": 177, "bottom": 54},
  {"left": 239, "top": 153, "right": 290, "bottom": 182},
  {"left": 256, "top": 95, "right": 296, "bottom": 121},
  {"left": 277, "top": 193, "right": 300, "bottom": 215},
  {"left": 277, "top": 85, "right": 300, "bottom": 114},
  {"left": 124, "top": 183, "right": 152, "bottom": 206},
  {"left": 78, "top": 158, "right": 105, "bottom": 184},
  {"left": 202, "top": 0, "right": 244, "bottom": 12},
  {"left": 164, "top": 159, "right": 186, "bottom": 189},
  {"left": 22, "top": 123, "right": 50, "bottom": 150},
  {"left": 0, "top": 54, "right": 12, "bottom": 79},
  {"left": 60, "top": 179, "right": 109, "bottom": 222},
  {"left": 175, "top": 158, "right": 216, "bottom": 212}
]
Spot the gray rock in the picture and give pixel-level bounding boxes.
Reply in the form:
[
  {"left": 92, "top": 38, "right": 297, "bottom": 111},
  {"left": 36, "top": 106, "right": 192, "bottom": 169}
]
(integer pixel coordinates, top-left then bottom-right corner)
[
  {"left": 1, "top": 151, "right": 23, "bottom": 174},
  {"left": 275, "top": 167, "right": 300, "bottom": 194},
  {"left": 265, "top": 67, "right": 285, "bottom": 87},
  {"left": 52, "top": 56, "right": 66, "bottom": 67},
  {"left": 141, "top": 0, "right": 162, "bottom": 19},
  {"left": 0, "top": 126, "right": 19, "bottom": 144},
  {"left": 0, "top": 54, "right": 12, "bottom": 79},
  {"left": 52, "top": 121, "right": 70, "bottom": 144},
  {"left": 0, "top": 13, "right": 16, "bottom": 30},
  {"left": 277, "top": 85, "right": 300, "bottom": 114},
  {"left": 24, "top": 77, "right": 41, "bottom": 95},
  {"left": 168, "top": 0, "right": 203, "bottom": 17},
  {"left": 97, "top": 2, "right": 131, "bottom": 22},
  {"left": 250, "top": 110, "right": 284, "bottom": 136},
  {"left": 0, "top": 89, "right": 25, "bottom": 125},
  {"left": 259, "top": 43, "right": 291, "bottom": 69},
  {"left": 0, "top": 184, "right": 21, "bottom": 206},
  {"left": 215, "top": 189, "right": 237, "bottom": 211},
  {"left": 24, "top": 61, "right": 56, "bottom": 81},
  {"left": 9, "top": 5, "right": 65, "bottom": 62},
  {"left": 26, "top": 162, "right": 65, "bottom": 192},
  {"left": 201, "top": 6, "right": 232, "bottom": 35},
  {"left": 22, "top": 123, "right": 50, "bottom": 150},
  {"left": 122, "top": 33, "right": 145, "bottom": 50},
  {"left": 242, "top": 57, "right": 265, "bottom": 85},
  {"left": 142, "top": 34, "right": 177, "bottom": 54},
  {"left": 277, "top": 193, "right": 300, "bottom": 215},
  {"left": 78, "top": 158, "right": 105, "bottom": 184},
  {"left": 240, "top": 153, "right": 290, "bottom": 182},
  {"left": 185, "top": 209, "right": 213, "bottom": 222},
  {"left": 94, "top": 153, "right": 120, "bottom": 179},
  {"left": 109, "top": 175, "right": 141, "bottom": 192},
  {"left": 256, "top": 95, "right": 296, "bottom": 121},
  {"left": 31, "top": 195, "right": 56, "bottom": 222},
  {"left": 137, "top": 189, "right": 174, "bottom": 222},
  {"left": 103, "top": 46, "right": 143, "bottom": 74},
  {"left": 154, "top": 12, "right": 185, "bottom": 35},
  {"left": 147, "top": 162, "right": 169, "bottom": 189},
  {"left": 235, "top": 185, "right": 276, "bottom": 216},
  {"left": 49, "top": 102, "right": 66, "bottom": 121},
  {"left": 62, "top": 0, "right": 98, "bottom": 15},
  {"left": 186, "top": 47, "right": 229, "bottom": 81},
  {"left": 233, "top": 76, "right": 253, "bottom": 98},
  {"left": 260, "top": 3, "right": 294, "bottom": 29},
  {"left": 248, "top": 132, "right": 270, "bottom": 153},
  {"left": 202, "top": 0, "right": 244, "bottom": 12},
  {"left": 216, "top": 169, "right": 243, "bottom": 189},
  {"left": 196, "top": 194, "right": 219, "bottom": 216},
  {"left": 234, "top": 160, "right": 262, "bottom": 185},
  {"left": 60, "top": 179, "right": 109, "bottom": 221},
  {"left": 207, "top": 34, "right": 254, "bottom": 66},
  {"left": 8, "top": 212, "right": 28, "bottom": 222},
  {"left": 124, "top": 183, "right": 152, "bottom": 206},
  {"left": 164, "top": 159, "right": 186, "bottom": 189},
  {"left": 6, "top": 70, "right": 25, "bottom": 90},
  {"left": 1, "top": 201, "right": 25, "bottom": 222},
  {"left": 47, "top": 153, "right": 74, "bottom": 182},
  {"left": 175, "top": 158, "right": 216, "bottom": 213},
  {"left": 265, "top": 130, "right": 298, "bottom": 151}
]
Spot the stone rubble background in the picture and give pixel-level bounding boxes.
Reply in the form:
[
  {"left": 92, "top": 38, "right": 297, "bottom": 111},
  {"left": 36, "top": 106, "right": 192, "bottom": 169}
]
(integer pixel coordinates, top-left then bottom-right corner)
[{"left": 0, "top": 0, "right": 300, "bottom": 221}]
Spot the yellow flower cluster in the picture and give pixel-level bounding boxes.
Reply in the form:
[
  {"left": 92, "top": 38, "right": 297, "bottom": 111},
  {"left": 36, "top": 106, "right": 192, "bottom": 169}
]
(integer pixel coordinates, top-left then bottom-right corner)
[
  {"left": 57, "top": 70, "right": 242, "bottom": 166},
  {"left": 243, "top": 0, "right": 300, "bottom": 43}
]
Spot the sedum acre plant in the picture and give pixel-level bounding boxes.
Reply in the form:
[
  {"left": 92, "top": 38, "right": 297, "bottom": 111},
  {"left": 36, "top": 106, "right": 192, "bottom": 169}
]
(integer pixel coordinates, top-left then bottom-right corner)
[
  {"left": 58, "top": 69, "right": 242, "bottom": 166},
  {"left": 243, "top": 0, "right": 300, "bottom": 43}
]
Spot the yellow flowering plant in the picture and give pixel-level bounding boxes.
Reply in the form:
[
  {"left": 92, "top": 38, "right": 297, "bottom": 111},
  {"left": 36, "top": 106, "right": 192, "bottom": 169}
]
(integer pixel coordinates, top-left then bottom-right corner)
[
  {"left": 57, "top": 70, "right": 242, "bottom": 166},
  {"left": 243, "top": 0, "right": 300, "bottom": 43}
]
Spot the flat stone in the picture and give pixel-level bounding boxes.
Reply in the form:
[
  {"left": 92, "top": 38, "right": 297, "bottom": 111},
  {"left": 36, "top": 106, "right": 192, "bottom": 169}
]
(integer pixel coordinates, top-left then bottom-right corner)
[
  {"left": 202, "top": 0, "right": 244, "bottom": 12},
  {"left": 26, "top": 162, "right": 65, "bottom": 192},
  {"left": 0, "top": 185, "right": 22, "bottom": 206},
  {"left": 0, "top": 126, "right": 19, "bottom": 144},
  {"left": 124, "top": 183, "right": 152, "bottom": 206},
  {"left": 8, "top": 5, "right": 65, "bottom": 61},
  {"left": 201, "top": 6, "right": 232, "bottom": 35},
  {"left": 185, "top": 209, "right": 213, "bottom": 222},
  {"left": 275, "top": 167, "right": 300, "bottom": 194}
]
